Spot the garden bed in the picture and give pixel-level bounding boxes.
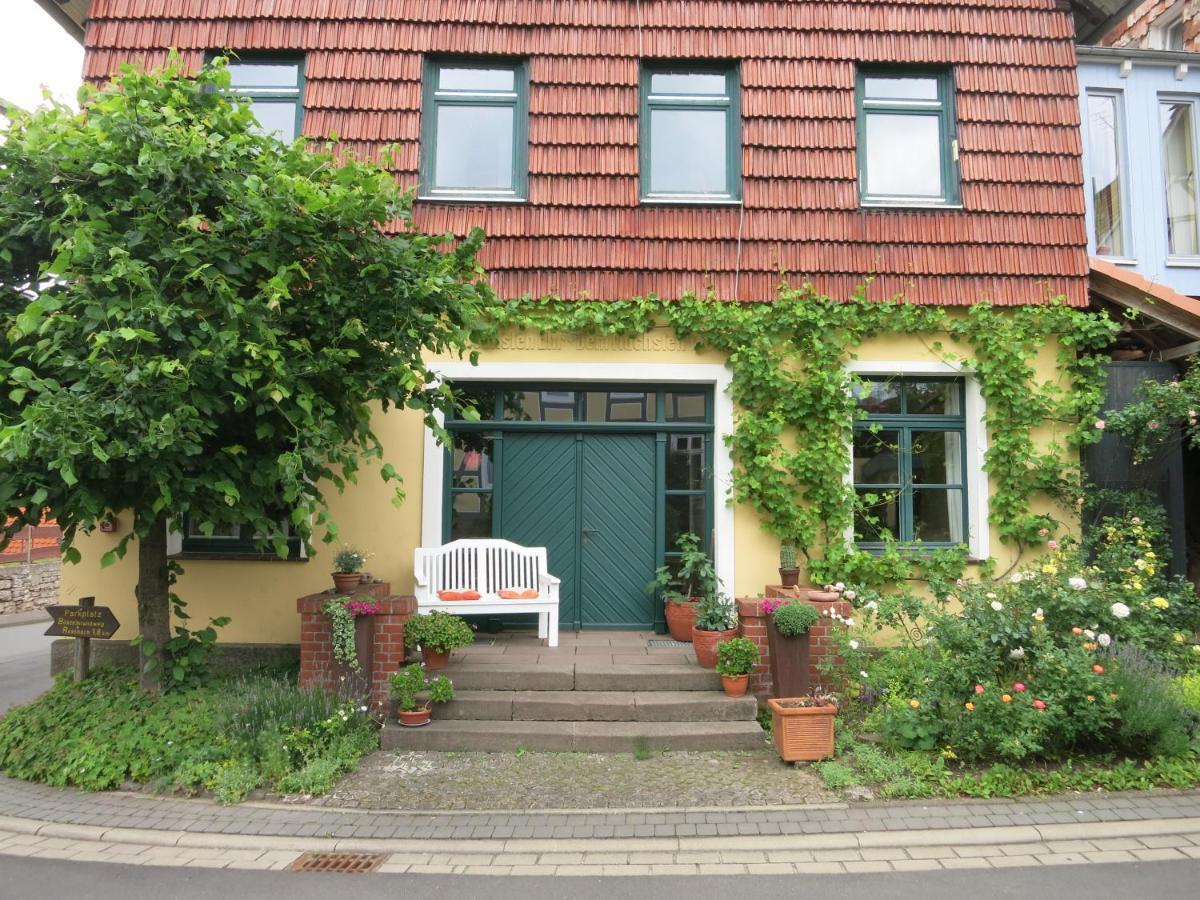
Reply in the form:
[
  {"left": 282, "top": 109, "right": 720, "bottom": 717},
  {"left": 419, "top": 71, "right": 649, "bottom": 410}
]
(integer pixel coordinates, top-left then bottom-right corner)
[{"left": 0, "top": 667, "right": 380, "bottom": 804}]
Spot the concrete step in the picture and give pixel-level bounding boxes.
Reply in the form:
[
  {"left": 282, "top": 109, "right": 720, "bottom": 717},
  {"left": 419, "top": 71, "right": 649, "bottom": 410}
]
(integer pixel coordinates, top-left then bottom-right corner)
[
  {"left": 380, "top": 719, "right": 767, "bottom": 752},
  {"left": 440, "top": 690, "right": 758, "bottom": 722},
  {"left": 446, "top": 663, "right": 721, "bottom": 692}
]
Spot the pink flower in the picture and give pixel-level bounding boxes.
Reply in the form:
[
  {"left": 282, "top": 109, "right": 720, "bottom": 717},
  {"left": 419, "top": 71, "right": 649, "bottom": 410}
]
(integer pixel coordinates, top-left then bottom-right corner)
[
  {"left": 1033, "top": 699, "right": 1046, "bottom": 711},
  {"left": 1047, "top": 540, "right": 1059, "bottom": 550},
  {"left": 1148, "top": 421, "right": 1159, "bottom": 430},
  {"left": 1037, "top": 528, "right": 1049, "bottom": 537},
  {"left": 974, "top": 684, "right": 986, "bottom": 694},
  {"left": 1013, "top": 682, "right": 1027, "bottom": 693},
  {"left": 1094, "top": 419, "right": 1106, "bottom": 430},
  {"left": 1131, "top": 517, "right": 1141, "bottom": 525}
]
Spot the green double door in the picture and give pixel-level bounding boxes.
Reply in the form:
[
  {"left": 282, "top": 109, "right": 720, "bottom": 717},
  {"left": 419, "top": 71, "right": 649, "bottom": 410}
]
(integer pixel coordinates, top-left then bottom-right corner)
[{"left": 499, "top": 433, "right": 658, "bottom": 629}]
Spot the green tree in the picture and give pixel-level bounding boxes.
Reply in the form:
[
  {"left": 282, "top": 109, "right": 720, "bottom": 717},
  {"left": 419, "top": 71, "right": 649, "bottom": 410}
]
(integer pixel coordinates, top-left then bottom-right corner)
[{"left": 0, "top": 59, "right": 489, "bottom": 690}]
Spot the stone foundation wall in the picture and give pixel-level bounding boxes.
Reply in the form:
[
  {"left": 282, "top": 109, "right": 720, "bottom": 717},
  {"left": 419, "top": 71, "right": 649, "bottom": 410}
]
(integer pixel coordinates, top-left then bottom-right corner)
[
  {"left": 0, "top": 560, "right": 60, "bottom": 616},
  {"left": 738, "top": 586, "right": 851, "bottom": 703}
]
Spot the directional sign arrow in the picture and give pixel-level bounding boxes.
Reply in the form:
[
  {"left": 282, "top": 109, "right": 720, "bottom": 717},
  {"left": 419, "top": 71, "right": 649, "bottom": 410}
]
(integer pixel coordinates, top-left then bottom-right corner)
[{"left": 45, "top": 603, "right": 120, "bottom": 640}]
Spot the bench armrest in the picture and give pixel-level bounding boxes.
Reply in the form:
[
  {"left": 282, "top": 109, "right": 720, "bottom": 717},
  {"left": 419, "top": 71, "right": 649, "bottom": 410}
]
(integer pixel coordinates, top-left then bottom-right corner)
[
  {"left": 414, "top": 570, "right": 429, "bottom": 587},
  {"left": 538, "top": 573, "right": 562, "bottom": 586}
]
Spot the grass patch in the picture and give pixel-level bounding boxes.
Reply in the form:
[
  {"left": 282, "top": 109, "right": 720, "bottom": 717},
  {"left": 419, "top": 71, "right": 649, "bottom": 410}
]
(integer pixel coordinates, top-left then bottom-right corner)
[{"left": 0, "top": 667, "right": 379, "bottom": 803}]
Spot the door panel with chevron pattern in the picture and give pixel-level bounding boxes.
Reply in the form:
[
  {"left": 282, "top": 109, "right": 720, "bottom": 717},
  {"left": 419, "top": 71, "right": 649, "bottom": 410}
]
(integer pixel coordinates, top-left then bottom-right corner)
[
  {"left": 579, "top": 434, "right": 657, "bottom": 628},
  {"left": 498, "top": 433, "right": 581, "bottom": 627}
]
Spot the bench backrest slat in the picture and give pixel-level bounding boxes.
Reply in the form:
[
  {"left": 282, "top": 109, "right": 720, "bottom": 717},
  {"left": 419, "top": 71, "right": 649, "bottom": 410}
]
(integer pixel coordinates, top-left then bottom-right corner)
[{"left": 416, "top": 539, "right": 547, "bottom": 597}]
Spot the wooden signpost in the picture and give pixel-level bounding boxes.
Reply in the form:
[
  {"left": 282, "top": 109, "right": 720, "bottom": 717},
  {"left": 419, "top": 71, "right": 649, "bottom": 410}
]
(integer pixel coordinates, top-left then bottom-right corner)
[{"left": 45, "top": 596, "right": 120, "bottom": 682}]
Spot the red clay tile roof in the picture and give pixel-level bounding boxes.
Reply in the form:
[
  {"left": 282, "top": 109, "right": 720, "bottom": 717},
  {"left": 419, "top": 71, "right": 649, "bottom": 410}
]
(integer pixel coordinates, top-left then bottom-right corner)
[
  {"left": 82, "top": 0, "right": 1088, "bottom": 306},
  {"left": 1090, "top": 257, "right": 1200, "bottom": 336}
]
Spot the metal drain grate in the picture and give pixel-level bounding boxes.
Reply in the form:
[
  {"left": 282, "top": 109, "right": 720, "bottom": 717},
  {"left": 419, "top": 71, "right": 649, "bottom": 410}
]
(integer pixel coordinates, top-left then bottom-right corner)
[
  {"left": 647, "top": 639, "right": 690, "bottom": 648},
  {"left": 289, "top": 852, "right": 387, "bottom": 874}
]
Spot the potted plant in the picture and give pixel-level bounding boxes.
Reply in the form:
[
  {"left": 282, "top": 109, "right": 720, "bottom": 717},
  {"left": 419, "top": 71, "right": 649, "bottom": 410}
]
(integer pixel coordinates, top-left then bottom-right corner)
[
  {"left": 778, "top": 542, "right": 800, "bottom": 588},
  {"left": 649, "top": 532, "right": 718, "bottom": 642},
  {"left": 322, "top": 596, "right": 380, "bottom": 675},
  {"left": 332, "top": 545, "right": 369, "bottom": 594},
  {"left": 388, "top": 663, "right": 455, "bottom": 727},
  {"left": 403, "top": 610, "right": 475, "bottom": 669},
  {"left": 765, "top": 599, "right": 819, "bottom": 698},
  {"left": 715, "top": 636, "right": 760, "bottom": 697},
  {"left": 691, "top": 593, "right": 738, "bottom": 669},
  {"left": 767, "top": 690, "right": 838, "bottom": 762}
]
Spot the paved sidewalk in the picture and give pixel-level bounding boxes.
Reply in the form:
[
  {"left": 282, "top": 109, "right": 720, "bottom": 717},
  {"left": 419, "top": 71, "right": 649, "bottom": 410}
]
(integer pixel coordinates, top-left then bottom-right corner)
[{"left": 1, "top": 775, "right": 1199, "bottom": 875}]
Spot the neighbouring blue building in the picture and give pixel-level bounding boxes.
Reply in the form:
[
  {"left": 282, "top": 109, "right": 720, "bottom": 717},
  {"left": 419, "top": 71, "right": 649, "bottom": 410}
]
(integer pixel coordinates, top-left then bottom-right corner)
[{"left": 1079, "top": 45, "right": 1200, "bottom": 297}]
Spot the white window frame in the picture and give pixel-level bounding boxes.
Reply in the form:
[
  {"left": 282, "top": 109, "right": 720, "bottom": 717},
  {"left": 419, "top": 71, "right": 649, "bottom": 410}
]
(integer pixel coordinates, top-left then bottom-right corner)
[
  {"left": 422, "top": 361, "right": 736, "bottom": 595},
  {"left": 1159, "top": 93, "right": 1200, "bottom": 265},
  {"left": 1150, "top": 4, "right": 1187, "bottom": 51},
  {"left": 844, "top": 360, "right": 989, "bottom": 560},
  {"left": 1085, "top": 88, "right": 1134, "bottom": 262}
]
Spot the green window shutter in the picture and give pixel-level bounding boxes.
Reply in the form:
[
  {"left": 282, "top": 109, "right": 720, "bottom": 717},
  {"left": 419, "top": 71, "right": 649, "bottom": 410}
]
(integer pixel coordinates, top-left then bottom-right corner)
[
  {"left": 852, "top": 376, "right": 969, "bottom": 549},
  {"left": 640, "top": 63, "right": 741, "bottom": 203},
  {"left": 420, "top": 59, "right": 529, "bottom": 201},
  {"left": 856, "top": 68, "right": 960, "bottom": 207}
]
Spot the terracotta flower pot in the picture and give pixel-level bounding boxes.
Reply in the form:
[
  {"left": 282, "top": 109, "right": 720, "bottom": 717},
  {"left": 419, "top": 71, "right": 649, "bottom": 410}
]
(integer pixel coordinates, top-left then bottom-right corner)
[
  {"left": 398, "top": 704, "right": 432, "bottom": 727},
  {"left": 721, "top": 674, "right": 750, "bottom": 697},
  {"left": 778, "top": 567, "right": 800, "bottom": 588},
  {"left": 768, "top": 698, "right": 837, "bottom": 762},
  {"left": 692, "top": 625, "right": 738, "bottom": 669},
  {"left": 422, "top": 647, "right": 450, "bottom": 670},
  {"left": 332, "top": 572, "right": 361, "bottom": 594},
  {"left": 664, "top": 598, "right": 700, "bottom": 642}
]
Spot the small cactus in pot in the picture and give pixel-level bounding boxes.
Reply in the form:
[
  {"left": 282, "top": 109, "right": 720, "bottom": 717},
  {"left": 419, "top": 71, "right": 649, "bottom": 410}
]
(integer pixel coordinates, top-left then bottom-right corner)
[{"left": 778, "top": 542, "right": 800, "bottom": 587}]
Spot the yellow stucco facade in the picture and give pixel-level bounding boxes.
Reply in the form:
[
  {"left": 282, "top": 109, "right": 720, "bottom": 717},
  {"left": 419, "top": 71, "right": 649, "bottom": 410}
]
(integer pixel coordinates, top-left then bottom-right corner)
[{"left": 62, "top": 324, "right": 1071, "bottom": 645}]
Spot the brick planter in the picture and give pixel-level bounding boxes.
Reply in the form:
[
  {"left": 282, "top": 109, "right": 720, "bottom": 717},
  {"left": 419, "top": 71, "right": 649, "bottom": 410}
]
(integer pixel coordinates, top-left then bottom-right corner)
[
  {"left": 737, "top": 587, "right": 851, "bottom": 703},
  {"left": 297, "top": 583, "right": 416, "bottom": 706}
]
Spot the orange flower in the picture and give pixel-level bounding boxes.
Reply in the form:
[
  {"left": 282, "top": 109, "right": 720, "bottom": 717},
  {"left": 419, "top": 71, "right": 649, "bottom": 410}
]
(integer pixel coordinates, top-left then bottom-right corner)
[
  {"left": 1093, "top": 664, "right": 1105, "bottom": 674},
  {"left": 1002, "top": 694, "right": 1013, "bottom": 703},
  {"left": 964, "top": 702, "right": 975, "bottom": 711},
  {"left": 1083, "top": 642, "right": 1097, "bottom": 651},
  {"left": 1072, "top": 627, "right": 1083, "bottom": 636},
  {"left": 909, "top": 699, "right": 921, "bottom": 709},
  {"left": 1087, "top": 695, "right": 1095, "bottom": 702}
]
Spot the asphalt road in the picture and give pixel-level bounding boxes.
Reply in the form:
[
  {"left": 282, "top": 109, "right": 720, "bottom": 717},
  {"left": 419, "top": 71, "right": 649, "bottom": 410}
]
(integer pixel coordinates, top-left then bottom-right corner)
[
  {"left": 0, "top": 620, "right": 55, "bottom": 712},
  {"left": 0, "top": 857, "right": 1198, "bottom": 900}
]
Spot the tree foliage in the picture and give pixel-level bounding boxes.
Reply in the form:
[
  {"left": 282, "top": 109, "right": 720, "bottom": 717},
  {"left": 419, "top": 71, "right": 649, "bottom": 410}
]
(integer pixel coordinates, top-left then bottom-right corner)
[{"left": 0, "top": 59, "right": 488, "bottom": 684}]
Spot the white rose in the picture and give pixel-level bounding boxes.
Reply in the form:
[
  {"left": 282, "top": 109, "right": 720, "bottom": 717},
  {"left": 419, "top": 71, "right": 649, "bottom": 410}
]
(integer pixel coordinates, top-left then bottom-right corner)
[
  {"left": 1097, "top": 633, "right": 1111, "bottom": 648},
  {"left": 866, "top": 600, "right": 878, "bottom": 610},
  {"left": 844, "top": 590, "right": 857, "bottom": 601},
  {"left": 860, "top": 671, "right": 870, "bottom": 679},
  {"left": 990, "top": 601, "right": 1004, "bottom": 612},
  {"left": 1010, "top": 647, "right": 1026, "bottom": 660},
  {"left": 834, "top": 582, "right": 846, "bottom": 592},
  {"left": 1010, "top": 573, "right": 1023, "bottom": 584},
  {"left": 849, "top": 640, "right": 860, "bottom": 650},
  {"left": 1111, "top": 602, "right": 1131, "bottom": 620},
  {"left": 1069, "top": 577, "right": 1087, "bottom": 590},
  {"left": 845, "top": 618, "right": 855, "bottom": 627},
  {"left": 1084, "top": 629, "right": 1096, "bottom": 640}
]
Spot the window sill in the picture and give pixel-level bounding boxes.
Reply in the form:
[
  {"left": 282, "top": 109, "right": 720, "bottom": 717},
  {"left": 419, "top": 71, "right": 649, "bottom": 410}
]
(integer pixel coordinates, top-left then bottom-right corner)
[
  {"left": 1165, "top": 256, "right": 1200, "bottom": 268},
  {"left": 640, "top": 197, "right": 743, "bottom": 207},
  {"left": 417, "top": 195, "right": 527, "bottom": 205},
  {"left": 1096, "top": 256, "right": 1138, "bottom": 266},
  {"left": 170, "top": 552, "right": 307, "bottom": 562},
  {"left": 859, "top": 201, "right": 963, "bottom": 211}
]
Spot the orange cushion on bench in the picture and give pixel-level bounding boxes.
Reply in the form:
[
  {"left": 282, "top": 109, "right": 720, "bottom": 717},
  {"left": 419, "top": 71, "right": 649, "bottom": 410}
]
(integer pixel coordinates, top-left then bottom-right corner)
[
  {"left": 438, "top": 590, "right": 481, "bottom": 601},
  {"left": 498, "top": 589, "right": 539, "bottom": 599}
]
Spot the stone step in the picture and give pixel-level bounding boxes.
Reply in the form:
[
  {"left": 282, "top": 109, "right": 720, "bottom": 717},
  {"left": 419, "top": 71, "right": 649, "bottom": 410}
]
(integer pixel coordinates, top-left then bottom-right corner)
[
  {"left": 380, "top": 719, "right": 767, "bottom": 753},
  {"left": 440, "top": 690, "right": 758, "bottom": 722},
  {"left": 446, "top": 663, "right": 721, "bottom": 692}
]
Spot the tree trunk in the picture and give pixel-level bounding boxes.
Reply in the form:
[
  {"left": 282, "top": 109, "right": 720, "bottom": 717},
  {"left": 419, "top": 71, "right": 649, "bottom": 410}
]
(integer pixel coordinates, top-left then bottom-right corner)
[{"left": 136, "top": 517, "right": 171, "bottom": 693}]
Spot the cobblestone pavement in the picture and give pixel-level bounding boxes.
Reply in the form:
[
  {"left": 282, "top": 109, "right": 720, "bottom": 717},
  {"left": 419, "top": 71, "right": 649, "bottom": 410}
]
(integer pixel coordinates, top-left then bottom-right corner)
[{"left": 317, "top": 749, "right": 835, "bottom": 810}]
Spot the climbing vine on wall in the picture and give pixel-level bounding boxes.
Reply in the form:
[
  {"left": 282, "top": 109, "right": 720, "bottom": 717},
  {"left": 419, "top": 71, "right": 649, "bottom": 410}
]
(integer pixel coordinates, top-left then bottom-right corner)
[{"left": 475, "top": 283, "right": 1117, "bottom": 588}]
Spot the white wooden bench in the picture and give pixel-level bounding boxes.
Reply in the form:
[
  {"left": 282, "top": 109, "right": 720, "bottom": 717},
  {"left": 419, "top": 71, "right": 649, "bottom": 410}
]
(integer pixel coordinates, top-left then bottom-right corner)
[{"left": 413, "top": 539, "right": 562, "bottom": 647}]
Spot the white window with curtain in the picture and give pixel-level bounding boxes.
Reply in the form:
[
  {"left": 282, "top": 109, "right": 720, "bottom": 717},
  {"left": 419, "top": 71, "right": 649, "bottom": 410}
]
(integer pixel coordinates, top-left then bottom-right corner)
[
  {"left": 1161, "top": 97, "right": 1200, "bottom": 258},
  {"left": 1086, "top": 90, "right": 1130, "bottom": 258},
  {"left": 846, "top": 367, "right": 989, "bottom": 559}
]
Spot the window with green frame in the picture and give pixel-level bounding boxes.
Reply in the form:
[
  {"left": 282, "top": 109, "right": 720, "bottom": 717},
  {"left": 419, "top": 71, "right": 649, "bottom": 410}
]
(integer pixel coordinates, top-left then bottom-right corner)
[
  {"left": 177, "top": 514, "right": 303, "bottom": 559},
  {"left": 420, "top": 59, "right": 528, "bottom": 201},
  {"left": 220, "top": 55, "right": 305, "bottom": 143},
  {"left": 640, "top": 63, "right": 741, "bottom": 202},
  {"left": 856, "top": 68, "right": 959, "bottom": 206},
  {"left": 852, "top": 377, "right": 968, "bottom": 547}
]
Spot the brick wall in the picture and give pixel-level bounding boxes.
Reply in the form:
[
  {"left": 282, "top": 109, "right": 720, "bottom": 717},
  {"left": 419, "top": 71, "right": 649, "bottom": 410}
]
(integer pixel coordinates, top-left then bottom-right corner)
[
  {"left": 297, "top": 583, "right": 416, "bottom": 706},
  {"left": 1102, "top": 1, "right": 1200, "bottom": 51},
  {"left": 737, "top": 586, "right": 851, "bottom": 703},
  {"left": 0, "top": 560, "right": 60, "bottom": 616}
]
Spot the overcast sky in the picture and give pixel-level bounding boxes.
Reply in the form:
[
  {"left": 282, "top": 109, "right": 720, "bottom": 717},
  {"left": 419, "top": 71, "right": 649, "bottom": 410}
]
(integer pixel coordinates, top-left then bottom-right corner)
[{"left": 0, "top": 1, "right": 84, "bottom": 112}]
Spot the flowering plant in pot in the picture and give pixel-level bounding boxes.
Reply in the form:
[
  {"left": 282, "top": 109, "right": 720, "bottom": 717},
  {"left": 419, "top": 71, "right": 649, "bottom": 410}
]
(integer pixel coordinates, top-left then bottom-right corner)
[
  {"left": 322, "top": 596, "right": 380, "bottom": 673},
  {"left": 768, "top": 689, "right": 838, "bottom": 762},
  {"left": 691, "top": 593, "right": 738, "bottom": 669},
  {"left": 715, "top": 636, "right": 760, "bottom": 697},
  {"left": 331, "top": 545, "right": 369, "bottom": 594},
  {"left": 764, "top": 599, "right": 819, "bottom": 698},
  {"left": 388, "top": 663, "right": 454, "bottom": 727},
  {"left": 403, "top": 610, "right": 475, "bottom": 669},
  {"left": 649, "top": 532, "right": 718, "bottom": 642}
]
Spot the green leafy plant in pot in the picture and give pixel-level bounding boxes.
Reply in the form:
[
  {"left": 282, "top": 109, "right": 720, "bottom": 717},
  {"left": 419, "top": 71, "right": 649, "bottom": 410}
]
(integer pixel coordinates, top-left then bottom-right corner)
[
  {"left": 649, "top": 532, "right": 719, "bottom": 642},
  {"left": 778, "top": 542, "right": 800, "bottom": 588},
  {"left": 403, "top": 610, "right": 475, "bottom": 669},
  {"left": 691, "top": 593, "right": 738, "bottom": 669},
  {"left": 715, "top": 636, "right": 760, "bottom": 697},
  {"left": 765, "top": 600, "right": 819, "bottom": 699},
  {"left": 332, "top": 545, "right": 369, "bottom": 594},
  {"left": 389, "top": 663, "right": 454, "bottom": 727}
]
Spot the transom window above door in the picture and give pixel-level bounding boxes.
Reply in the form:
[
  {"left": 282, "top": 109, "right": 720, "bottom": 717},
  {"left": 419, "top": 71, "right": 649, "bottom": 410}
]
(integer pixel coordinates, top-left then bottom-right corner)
[
  {"left": 856, "top": 69, "right": 960, "bottom": 207},
  {"left": 852, "top": 376, "right": 968, "bottom": 548},
  {"left": 449, "top": 386, "right": 710, "bottom": 425},
  {"left": 420, "top": 59, "right": 528, "bottom": 201},
  {"left": 640, "top": 63, "right": 741, "bottom": 203}
]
